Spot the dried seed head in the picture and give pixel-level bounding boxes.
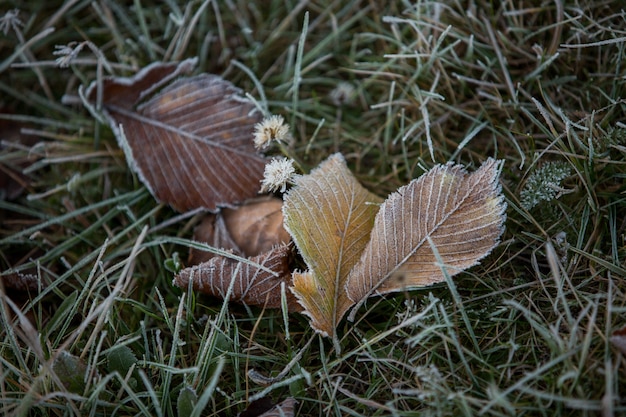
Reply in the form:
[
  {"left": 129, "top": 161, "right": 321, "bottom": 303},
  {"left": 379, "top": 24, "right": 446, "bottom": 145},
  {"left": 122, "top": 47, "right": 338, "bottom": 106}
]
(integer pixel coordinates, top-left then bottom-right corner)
[
  {"left": 329, "top": 82, "right": 356, "bottom": 106},
  {"left": 0, "top": 9, "right": 22, "bottom": 35},
  {"left": 253, "top": 115, "right": 291, "bottom": 150},
  {"left": 260, "top": 157, "right": 297, "bottom": 193},
  {"left": 53, "top": 42, "right": 85, "bottom": 68}
]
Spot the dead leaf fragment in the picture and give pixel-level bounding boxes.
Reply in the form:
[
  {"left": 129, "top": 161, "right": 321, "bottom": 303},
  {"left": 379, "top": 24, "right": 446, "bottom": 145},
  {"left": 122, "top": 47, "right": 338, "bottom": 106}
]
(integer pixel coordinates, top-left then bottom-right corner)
[
  {"left": 190, "top": 198, "right": 290, "bottom": 264},
  {"left": 346, "top": 158, "right": 506, "bottom": 302},
  {"left": 87, "top": 59, "right": 266, "bottom": 212},
  {"left": 1, "top": 272, "right": 41, "bottom": 291},
  {"left": 189, "top": 212, "right": 241, "bottom": 265},
  {"left": 183, "top": 198, "right": 293, "bottom": 311},
  {"left": 238, "top": 397, "right": 273, "bottom": 417},
  {"left": 174, "top": 244, "right": 301, "bottom": 312},
  {"left": 283, "top": 153, "right": 382, "bottom": 339},
  {"left": 238, "top": 397, "right": 296, "bottom": 417},
  {"left": 90, "top": 59, "right": 197, "bottom": 107},
  {"left": 258, "top": 398, "right": 297, "bottom": 417},
  {"left": 223, "top": 198, "right": 291, "bottom": 256}
]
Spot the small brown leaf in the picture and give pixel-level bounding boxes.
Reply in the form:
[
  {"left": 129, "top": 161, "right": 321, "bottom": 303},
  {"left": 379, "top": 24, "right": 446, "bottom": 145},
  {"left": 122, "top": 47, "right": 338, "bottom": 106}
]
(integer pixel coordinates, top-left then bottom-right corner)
[
  {"left": 174, "top": 244, "right": 301, "bottom": 312},
  {"left": 237, "top": 397, "right": 297, "bottom": 417},
  {"left": 346, "top": 158, "right": 506, "bottom": 302},
  {"left": 1, "top": 272, "right": 42, "bottom": 291},
  {"left": 190, "top": 198, "right": 290, "bottom": 264},
  {"left": 237, "top": 397, "right": 273, "bottom": 417},
  {"left": 223, "top": 198, "right": 291, "bottom": 256},
  {"left": 87, "top": 59, "right": 266, "bottom": 212},
  {"left": 258, "top": 398, "right": 297, "bottom": 417},
  {"left": 189, "top": 212, "right": 242, "bottom": 265}
]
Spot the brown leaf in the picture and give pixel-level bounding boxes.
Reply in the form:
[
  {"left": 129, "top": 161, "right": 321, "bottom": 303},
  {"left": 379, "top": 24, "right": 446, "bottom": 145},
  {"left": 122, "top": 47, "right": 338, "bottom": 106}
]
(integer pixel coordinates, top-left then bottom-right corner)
[
  {"left": 188, "top": 212, "right": 242, "bottom": 265},
  {"left": 0, "top": 244, "right": 54, "bottom": 292},
  {"left": 87, "top": 59, "right": 266, "bottom": 212},
  {"left": 1, "top": 272, "right": 42, "bottom": 291},
  {"left": 237, "top": 397, "right": 273, "bottom": 417},
  {"left": 190, "top": 198, "right": 290, "bottom": 264},
  {"left": 174, "top": 244, "right": 301, "bottom": 312},
  {"left": 283, "top": 154, "right": 383, "bottom": 339},
  {"left": 237, "top": 397, "right": 297, "bottom": 417},
  {"left": 89, "top": 59, "right": 197, "bottom": 108},
  {"left": 258, "top": 398, "right": 297, "bottom": 417},
  {"left": 223, "top": 198, "right": 291, "bottom": 256},
  {"left": 346, "top": 158, "right": 506, "bottom": 303}
]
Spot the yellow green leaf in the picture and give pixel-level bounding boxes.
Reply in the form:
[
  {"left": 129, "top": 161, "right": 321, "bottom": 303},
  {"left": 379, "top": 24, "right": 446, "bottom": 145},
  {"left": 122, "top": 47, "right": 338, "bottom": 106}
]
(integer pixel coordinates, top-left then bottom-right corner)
[{"left": 283, "top": 154, "right": 382, "bottom": 340}]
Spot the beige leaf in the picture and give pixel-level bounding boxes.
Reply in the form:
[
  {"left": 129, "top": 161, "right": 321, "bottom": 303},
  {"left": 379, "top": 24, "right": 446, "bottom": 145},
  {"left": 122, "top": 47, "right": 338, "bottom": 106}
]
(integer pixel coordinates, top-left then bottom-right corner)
[
  {"left": 189, "top": 197, "right": 290, "bottom": 264},
  {"left": 346, "top": 158, "right": 506, "bottom": 304},
  {"left": 188, "top": 212, "right": 242, "bottom": 265},
  {"left": 222, "top": 198, "right": 291, "bottom": 257},
  {"left": 173, "top": 244, "right": 301, "bottom": 312},
  {"left": 283, "top": 154, "right": 383, "bottom": 339}
]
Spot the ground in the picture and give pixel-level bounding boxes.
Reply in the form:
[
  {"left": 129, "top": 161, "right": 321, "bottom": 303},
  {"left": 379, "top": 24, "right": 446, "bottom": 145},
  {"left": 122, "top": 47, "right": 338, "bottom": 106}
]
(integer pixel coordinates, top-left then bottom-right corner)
[{"left": 1, "top": 1, "right": 625, "bottom": 416}]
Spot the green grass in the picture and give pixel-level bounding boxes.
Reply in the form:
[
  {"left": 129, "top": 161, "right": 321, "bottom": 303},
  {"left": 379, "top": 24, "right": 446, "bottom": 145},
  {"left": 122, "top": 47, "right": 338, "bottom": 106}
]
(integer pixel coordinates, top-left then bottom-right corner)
[{"left": 1, "top": 0, "right": 625, "bottom": 416}]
